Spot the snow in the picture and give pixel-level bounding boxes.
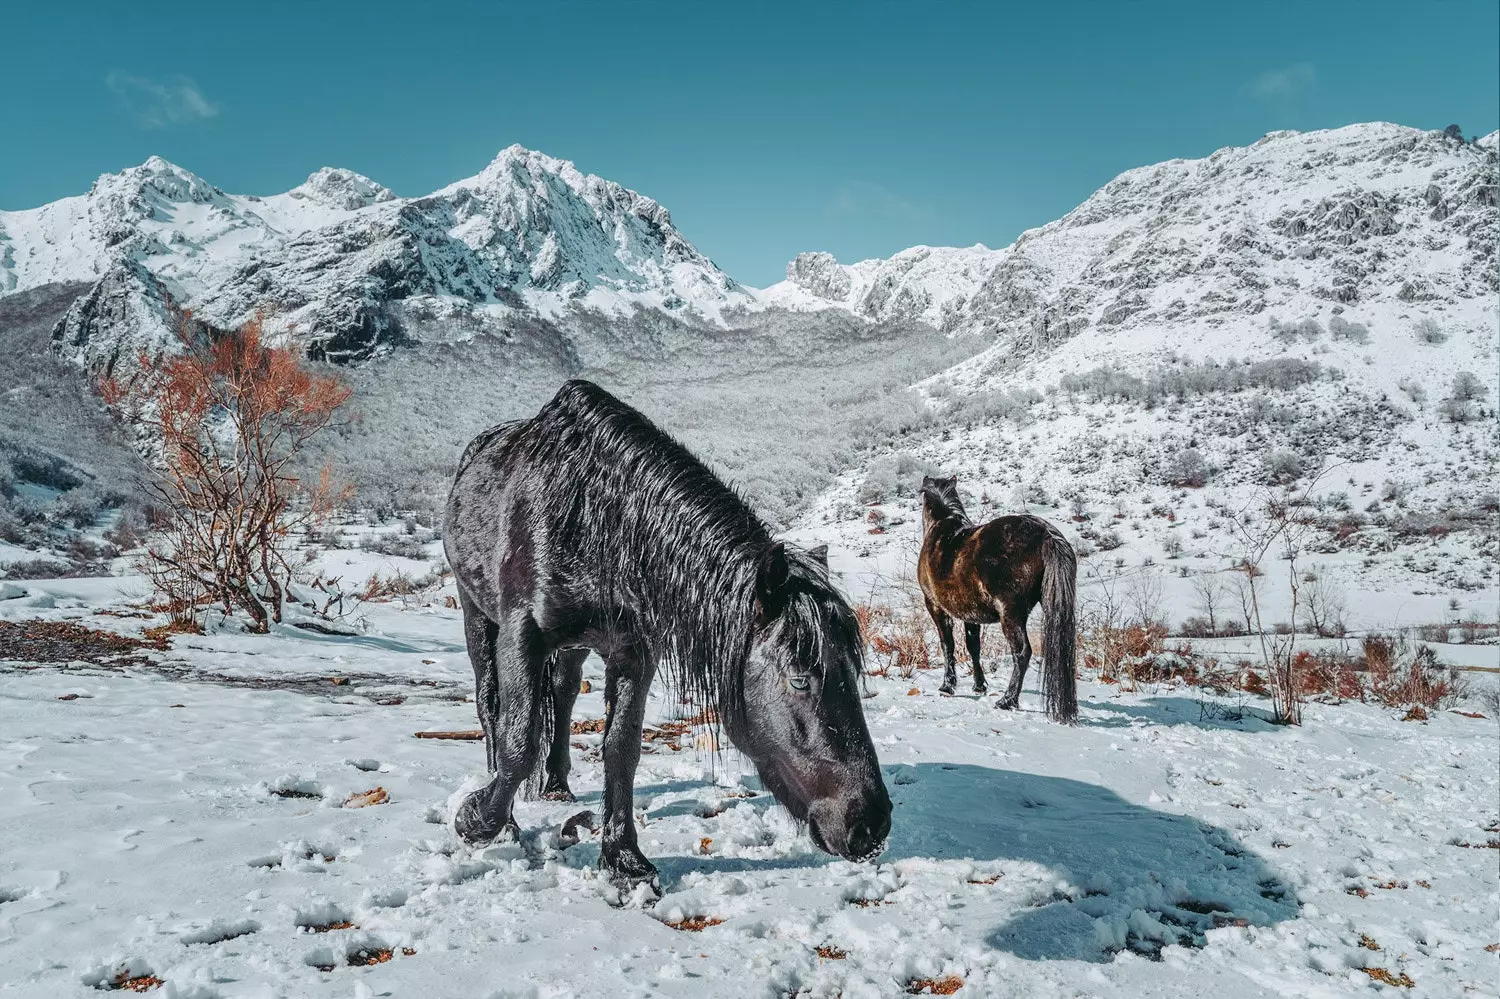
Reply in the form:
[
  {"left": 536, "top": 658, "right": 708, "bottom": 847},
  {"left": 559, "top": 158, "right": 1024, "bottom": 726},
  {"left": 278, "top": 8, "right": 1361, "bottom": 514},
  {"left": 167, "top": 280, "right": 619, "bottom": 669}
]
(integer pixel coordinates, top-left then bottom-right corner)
[{"left": 1, "top": 551, "right": 1496, "bottom": 998}]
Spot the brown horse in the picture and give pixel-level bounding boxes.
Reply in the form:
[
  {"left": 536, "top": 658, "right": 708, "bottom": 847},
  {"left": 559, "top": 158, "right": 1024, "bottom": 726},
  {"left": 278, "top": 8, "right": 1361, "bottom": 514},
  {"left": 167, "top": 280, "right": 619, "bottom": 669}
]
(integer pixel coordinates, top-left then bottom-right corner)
[{"left": 916, "top": 475, "right": 1078, "bottom": 723}]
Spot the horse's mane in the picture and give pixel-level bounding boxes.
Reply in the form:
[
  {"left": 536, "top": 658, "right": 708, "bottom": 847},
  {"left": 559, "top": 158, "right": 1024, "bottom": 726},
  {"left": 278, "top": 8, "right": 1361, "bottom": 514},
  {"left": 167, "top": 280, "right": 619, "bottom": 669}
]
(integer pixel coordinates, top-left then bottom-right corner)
[
  {"left": 921, "top": 476, "right": 971, "bottom": 525},
  {"left": 521, "top": 380, "right": 846, "bottom": 721}
]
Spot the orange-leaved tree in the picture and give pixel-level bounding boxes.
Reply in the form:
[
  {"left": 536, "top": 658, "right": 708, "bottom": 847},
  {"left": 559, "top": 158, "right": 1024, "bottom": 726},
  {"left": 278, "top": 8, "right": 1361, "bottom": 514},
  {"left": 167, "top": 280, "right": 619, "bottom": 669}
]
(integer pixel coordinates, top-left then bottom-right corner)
[{"left": 102, "top": 314, "right": 352, "bottom": 632}]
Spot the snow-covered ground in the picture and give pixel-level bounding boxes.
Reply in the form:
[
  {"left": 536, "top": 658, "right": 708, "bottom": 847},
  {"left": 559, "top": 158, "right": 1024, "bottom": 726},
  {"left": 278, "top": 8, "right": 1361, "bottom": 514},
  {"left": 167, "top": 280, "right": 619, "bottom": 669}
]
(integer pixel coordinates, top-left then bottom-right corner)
[{"left": 2, "top": 543, "right": 1496, "bottom": 999}]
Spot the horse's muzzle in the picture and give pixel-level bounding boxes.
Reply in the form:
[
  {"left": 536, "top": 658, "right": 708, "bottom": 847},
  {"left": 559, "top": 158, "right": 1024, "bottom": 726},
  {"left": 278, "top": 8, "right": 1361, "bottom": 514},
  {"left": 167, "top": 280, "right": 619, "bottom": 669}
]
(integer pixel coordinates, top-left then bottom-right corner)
[{"left": 808, "top": 791, "right": 892, "bottom": 863}]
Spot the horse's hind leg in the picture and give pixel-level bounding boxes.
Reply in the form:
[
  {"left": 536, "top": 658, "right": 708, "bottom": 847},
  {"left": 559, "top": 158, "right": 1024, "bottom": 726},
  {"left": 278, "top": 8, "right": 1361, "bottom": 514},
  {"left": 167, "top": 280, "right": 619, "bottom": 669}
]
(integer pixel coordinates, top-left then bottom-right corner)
[
  {"left": 926, "top": 598, "right": 959, "bottom": 695},
  {"left": 455, "top": 611, "right": 548, "bottom": 845},
  {"left": 965, "top": 623, "right": 988, "bottom": 695},
  {"left": 541, "top": 649, "right": 587, "bottom": 801},
  {"left": 599, "top": 642, "right": 660, "bottom": 897},
  {"left": 995, "top": 611, "right": 1032, "bottom": 711}
]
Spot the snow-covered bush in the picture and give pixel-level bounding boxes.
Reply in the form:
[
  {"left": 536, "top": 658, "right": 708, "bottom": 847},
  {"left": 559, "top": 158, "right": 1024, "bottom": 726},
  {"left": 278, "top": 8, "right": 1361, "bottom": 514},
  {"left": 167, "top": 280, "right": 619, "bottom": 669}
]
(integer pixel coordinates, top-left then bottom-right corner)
[
  {"left": 1328, "top": 314, "right": 1370, "bottom": 343},
  {"left": 856, "top": 452, "right": 935, "bottom": 504},
  {"left": 1438, "top": 370, "right": 1485, "bottom": 423},
  {"left": 1413, "top": 317, "right": 1448, "bottom": 344},
  {"left": 1261, "top": 449, "right": 1305, "bottom": 484},
  {"left": 1161, "top": 447, "right": 1211, "bottom": 487}
]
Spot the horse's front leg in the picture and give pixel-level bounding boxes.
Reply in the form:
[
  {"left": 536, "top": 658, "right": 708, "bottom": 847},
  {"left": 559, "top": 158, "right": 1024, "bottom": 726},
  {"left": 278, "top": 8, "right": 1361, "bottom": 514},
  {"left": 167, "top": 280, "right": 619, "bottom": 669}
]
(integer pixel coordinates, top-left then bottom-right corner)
[
  {"left": 455, "top": 612, "right": 547, "bottom": 845},
  {"left": 599, "top": 644, "right": 660, "bottom": 898}
]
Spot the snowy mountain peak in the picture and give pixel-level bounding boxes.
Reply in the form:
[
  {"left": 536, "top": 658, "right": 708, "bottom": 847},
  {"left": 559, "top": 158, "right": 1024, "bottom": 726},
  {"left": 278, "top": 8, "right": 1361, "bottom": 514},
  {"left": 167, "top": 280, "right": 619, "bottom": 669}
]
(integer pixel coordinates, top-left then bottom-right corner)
[
  {"left": 92, "top": 156, "right": 226, "bottom": 210},
  {"left": 287, "top": 167, "right": 395, "bottom": 211},
  {"left": 2, "top": 144, "right": 752, "bottom": 366}
]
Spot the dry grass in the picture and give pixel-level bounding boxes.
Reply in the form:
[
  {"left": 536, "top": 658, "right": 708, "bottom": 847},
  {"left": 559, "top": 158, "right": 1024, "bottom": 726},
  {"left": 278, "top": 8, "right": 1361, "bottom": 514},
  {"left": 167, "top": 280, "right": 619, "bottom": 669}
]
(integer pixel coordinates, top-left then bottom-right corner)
[
  {"left": 343, "top": 787, "right": 389, "bottom": 808},
  {"left": 1360, "top": 968, "right": 1414, "bottom": 988},
  {"left": 663, "top": 915, "right": 724, "bottom": 932},
  {"left": 0, "top": 619, "right": 165, "bottom": 665},
  {"left": 857, "top": 601, "right": 934, "bottom": 678},
  {"left": 815, "top": 945, "right": 847, "bottom": 960},
  {"left": 906, "top": 975, "right": 964, "bottom": 995},
  {"left": 112, "top": 975, "right": 164, "bottom": 993}
]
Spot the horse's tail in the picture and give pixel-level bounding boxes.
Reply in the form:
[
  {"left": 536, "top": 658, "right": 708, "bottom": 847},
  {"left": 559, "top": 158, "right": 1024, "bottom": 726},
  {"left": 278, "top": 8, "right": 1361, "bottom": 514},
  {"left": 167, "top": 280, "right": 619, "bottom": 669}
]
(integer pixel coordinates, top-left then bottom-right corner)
[
  {"left": 521, "top": 652, "right": 558, "bottom": 801},
  {"left": 1039, "top": 528, "right": 1078, "bottom": 724}
]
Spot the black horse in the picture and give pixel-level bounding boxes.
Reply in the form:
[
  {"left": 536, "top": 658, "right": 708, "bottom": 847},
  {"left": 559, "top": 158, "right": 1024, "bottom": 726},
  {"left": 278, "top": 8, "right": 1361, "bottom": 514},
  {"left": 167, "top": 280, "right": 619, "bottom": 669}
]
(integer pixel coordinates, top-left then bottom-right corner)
[
  {"left": 917, "top": 475, "right": 1078, "bottom": 723},
  {"left": 443, "top": 380, "right": 891, "bottom": 896}
]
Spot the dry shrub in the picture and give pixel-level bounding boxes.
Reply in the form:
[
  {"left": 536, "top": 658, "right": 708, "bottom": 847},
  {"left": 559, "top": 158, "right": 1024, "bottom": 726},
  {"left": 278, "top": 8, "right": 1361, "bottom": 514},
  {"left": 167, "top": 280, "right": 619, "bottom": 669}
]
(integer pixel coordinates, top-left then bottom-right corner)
[
  {"left": 857, "top": 600, "right": 934, "bottom": 678},
  {"left": 1361, "top": 634, "right": 1467, "bottom": 711},
  {"left": 1082, "top": 623, "right": 1194, "bottom": 686},
  {"left": 102, "top": 314, "right": 351, "bottom": 632}
]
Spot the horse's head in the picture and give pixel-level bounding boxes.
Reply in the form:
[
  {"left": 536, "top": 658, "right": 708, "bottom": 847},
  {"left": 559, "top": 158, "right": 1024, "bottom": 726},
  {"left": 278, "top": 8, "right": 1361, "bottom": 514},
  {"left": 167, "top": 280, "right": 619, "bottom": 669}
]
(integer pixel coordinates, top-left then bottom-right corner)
[
  {"left": 728, "top": 542, "right": 891, "bottom": 862},
  {"left": 920, "top": 474, "right": 964, "bottom": 531}
]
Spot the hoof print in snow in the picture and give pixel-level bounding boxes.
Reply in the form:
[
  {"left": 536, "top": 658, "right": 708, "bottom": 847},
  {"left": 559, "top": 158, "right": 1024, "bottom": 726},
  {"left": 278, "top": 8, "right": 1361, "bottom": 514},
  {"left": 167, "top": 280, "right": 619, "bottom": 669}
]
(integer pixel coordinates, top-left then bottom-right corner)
[
  {"left": 180, "top": 918, "right": 260, "bottom": 945},
  {"left": 110, "top": 974, "right": 164, "bottom": 993},
  {"left": 906, "top": 975, "right": 963, "bottom": 995},
  {"left": 297, "top": 902, "right": 356, "bottom": 934},
  {"left": 344, "top": 787, "right": 389, "bottom": 808},
  {"left": 268, "top": 777, "right": 324, "bottom": 800},
  {"left": 83, "top": 962, "right": 162, "bottom": 993}
]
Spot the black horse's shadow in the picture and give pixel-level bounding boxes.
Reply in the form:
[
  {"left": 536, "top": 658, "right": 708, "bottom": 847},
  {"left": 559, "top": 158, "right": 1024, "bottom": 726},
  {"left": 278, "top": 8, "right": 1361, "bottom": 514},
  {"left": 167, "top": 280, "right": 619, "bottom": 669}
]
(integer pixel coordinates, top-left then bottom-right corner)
[
  {"left": 884, "top": 763, "right": 1298, "bottom": 961},
  {"left": 647, "top": 762, "right": 1298, "bottom": 963}
]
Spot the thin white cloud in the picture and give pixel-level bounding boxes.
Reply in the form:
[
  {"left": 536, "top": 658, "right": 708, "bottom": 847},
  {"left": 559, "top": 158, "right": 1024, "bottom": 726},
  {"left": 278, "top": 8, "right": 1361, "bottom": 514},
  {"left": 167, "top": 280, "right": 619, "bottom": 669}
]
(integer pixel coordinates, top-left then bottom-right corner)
[
  {"left": 827, "top": 181, "right": 931, "bottom": 223},
  {"left": 106, "top": 72, "right": 219, "bottom": 128},
  {"left": 1240, "top": 63, "right": 1315, "bottom": 100}
]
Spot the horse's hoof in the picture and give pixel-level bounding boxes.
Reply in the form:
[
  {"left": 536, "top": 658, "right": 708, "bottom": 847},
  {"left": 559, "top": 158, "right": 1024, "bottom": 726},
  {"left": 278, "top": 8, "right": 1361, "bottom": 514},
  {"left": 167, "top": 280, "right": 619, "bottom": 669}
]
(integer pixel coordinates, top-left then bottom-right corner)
[
  {"left": 541, "top": 783, "right": 576, "bottom": 802},
  {"left": 454, "top": 792, "right": 516, "bottom": 845},
  {"left": 973, "top": 683, "right": 989, "bottom": 695},
  {"left": 938, "top": 683, "right": 956, "bottom": 696},
  {"left": 601, "top": 848, "right": 661, "bottom": 902},
  {"left": 995, "top": 697, "right": 1018, "bottom": 711}
]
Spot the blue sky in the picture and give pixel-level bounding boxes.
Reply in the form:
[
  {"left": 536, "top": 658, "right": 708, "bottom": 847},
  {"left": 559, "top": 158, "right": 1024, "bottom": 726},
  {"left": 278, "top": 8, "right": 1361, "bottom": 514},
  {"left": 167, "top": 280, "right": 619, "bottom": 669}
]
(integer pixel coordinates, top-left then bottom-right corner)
[{"left": 4, "top": 1, "right": 1496, "bottom": 286}]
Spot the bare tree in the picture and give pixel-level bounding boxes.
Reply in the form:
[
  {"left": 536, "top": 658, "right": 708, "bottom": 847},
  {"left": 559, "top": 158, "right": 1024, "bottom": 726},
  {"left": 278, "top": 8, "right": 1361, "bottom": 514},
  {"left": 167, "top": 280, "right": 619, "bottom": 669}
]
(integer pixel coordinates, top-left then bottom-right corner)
[
  {"left": 1222, "top": 464, "right": 1338, "bottom": 725},
  {"left": 1126, "top": 567, "right": 1165, "bottom": 629},
  {"left": 1190, "top": 572, "right": 1226, "bottom": 636},
  {"left": 103, "top": 315, "right": 352, "bottom": 632},
  {"left": 1299, "top": 569, "right": 1347, "bottom": 637}
]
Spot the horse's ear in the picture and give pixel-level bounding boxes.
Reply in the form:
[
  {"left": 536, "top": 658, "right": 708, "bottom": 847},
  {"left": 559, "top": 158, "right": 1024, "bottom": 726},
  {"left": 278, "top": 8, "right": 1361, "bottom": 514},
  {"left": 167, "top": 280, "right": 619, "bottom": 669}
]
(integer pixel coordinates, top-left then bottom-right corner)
[
  {"left": 921, "top": 475, "right": 936, "bottom": 487},
  {"left": 756, "top": 542, "right": 792, "bottom": 619},
  {"left": 806, "top": 544, "right": 829, "bottom": 569},
  {"left": 945, "top": 475, "right": 958, "bottom": 488}
]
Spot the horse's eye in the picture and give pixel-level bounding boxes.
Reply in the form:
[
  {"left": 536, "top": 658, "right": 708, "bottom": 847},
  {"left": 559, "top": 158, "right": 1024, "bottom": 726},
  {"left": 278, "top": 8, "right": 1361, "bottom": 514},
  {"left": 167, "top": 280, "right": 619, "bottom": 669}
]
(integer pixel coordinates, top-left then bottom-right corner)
[{"left": 789, "top": 675, "right": 811, "bottom": 691}]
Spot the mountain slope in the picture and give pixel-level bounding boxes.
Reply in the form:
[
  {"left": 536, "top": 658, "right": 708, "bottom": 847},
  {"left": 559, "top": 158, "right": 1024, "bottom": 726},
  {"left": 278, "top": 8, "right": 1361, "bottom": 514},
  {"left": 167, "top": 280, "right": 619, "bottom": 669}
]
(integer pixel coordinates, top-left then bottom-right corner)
[
  {"left": 771, "top": 124, "right": 1496, "bottom": 338},
  {"left": 796, "top": 124, "right": 1498, "bottom": 630}
]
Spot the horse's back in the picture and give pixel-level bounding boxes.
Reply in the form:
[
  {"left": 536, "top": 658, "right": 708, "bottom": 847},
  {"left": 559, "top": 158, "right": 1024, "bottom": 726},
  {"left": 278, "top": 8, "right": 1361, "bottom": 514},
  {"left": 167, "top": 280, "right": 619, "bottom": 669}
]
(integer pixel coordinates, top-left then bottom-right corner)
[{"left": 921, "top": 514, "right": 1055, "bottom": 618}]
